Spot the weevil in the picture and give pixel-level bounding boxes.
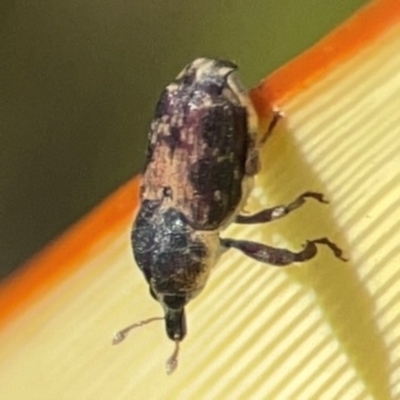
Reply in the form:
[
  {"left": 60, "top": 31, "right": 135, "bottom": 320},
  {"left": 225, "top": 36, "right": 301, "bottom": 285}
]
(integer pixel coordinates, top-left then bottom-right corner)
[{"left": 112, "top": 58, "right": 346, "bottom": 373}]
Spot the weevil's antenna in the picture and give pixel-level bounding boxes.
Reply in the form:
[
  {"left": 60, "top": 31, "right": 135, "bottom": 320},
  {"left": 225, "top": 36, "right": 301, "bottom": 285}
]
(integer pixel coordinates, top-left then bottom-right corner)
[
  {"left": 112, "top": 317, "right": 164, "bottom": 345},
  {"left": 166, "top": 340, "right": 180, "bottom": 375}
]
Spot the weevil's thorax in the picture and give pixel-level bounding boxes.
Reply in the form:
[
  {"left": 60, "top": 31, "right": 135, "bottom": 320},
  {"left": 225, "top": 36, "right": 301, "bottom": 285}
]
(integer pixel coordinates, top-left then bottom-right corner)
[
  {"left": 141, "top": 58, "right": 259, "bottom": 232},
  {"left": 132, "top": 200, "right": 221, "bottom": 305}
]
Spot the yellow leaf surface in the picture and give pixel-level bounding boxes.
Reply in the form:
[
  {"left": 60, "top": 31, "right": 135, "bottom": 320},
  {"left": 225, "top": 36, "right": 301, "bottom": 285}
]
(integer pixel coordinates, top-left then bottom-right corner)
[{"left": 1, "top": 0, "right": 400, "bottom": 399}]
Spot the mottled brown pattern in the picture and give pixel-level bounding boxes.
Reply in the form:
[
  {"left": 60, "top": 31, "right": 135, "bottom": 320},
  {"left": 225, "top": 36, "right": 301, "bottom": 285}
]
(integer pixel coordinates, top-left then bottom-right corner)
[
  {"left": 132, "top": 58, "right": 261, "bottom": 346},
  {"left": 125, "top": 60, "right": 346, "bottom": 374},
  {"left": 141, "top": 64, "right": 259, "bottom": 231}
]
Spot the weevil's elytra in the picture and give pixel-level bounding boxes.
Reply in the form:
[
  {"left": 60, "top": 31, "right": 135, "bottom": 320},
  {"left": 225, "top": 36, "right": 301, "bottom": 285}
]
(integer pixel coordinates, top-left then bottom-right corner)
[
  {"left": 113, "top": 58, "right": 346, "bottom": 374},
  {"left": 142, "top": 58, "right": 259, "bottom": 232}
]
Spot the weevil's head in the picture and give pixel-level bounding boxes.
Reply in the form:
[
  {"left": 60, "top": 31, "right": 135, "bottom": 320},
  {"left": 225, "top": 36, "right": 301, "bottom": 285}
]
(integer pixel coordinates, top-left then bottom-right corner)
[
  {"left": 137, "top": 239, "right": 214, "bottom": 341},
  {"left": 132, "top": 202, "right": 221, "bottom": 342}
]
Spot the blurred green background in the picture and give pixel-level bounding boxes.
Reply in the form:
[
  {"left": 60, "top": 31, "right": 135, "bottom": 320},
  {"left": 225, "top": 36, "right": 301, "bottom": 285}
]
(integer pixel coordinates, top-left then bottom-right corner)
[{"left": 0, "top": 0, "right": 368, "bottom": 277}]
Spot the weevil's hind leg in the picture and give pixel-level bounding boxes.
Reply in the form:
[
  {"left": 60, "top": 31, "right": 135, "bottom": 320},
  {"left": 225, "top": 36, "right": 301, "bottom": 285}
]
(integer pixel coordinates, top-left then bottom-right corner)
[
  {"left": 245, "top": 109, "right": 283, "bottom": 177},
  {"left": 220, "top": 237, "right": 347, "bottom": 266},
  {"left": 260, "top": 108, "right": 284, "bottom": 145},
  {"left": 236, "top": 191, "right": 328, "bottom": 224}
]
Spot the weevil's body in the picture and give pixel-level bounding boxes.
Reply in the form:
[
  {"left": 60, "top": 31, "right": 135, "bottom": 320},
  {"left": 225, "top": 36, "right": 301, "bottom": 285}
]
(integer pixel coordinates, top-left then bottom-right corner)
[
  {"left": 140, "top": 58, "right": 259, "bottom": 231},
  {"left": 132, "top": 58, "right": 260, "bottom": 340},
  {"left": 127, "top": 59, "right": 345, "bottom": 367}
]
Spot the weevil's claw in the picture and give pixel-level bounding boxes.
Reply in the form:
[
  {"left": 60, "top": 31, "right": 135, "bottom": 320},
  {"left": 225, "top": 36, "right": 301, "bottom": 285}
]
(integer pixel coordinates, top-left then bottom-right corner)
[
  {"left": 272, "top": 107, "right": 285, "bottom": 119},
  {"left": 302, "top": 191, "right": 329, "bottom": 204},
  {"left": 337, "top": 252, "right": 349, "bottom": 262},
  {"left": 310, "top": 238, "right": 348, "bottom": 262}
]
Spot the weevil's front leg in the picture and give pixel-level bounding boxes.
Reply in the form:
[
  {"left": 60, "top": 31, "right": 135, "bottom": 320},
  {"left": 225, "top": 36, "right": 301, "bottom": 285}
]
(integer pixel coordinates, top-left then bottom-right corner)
[
  {"left": 236, "top": 191, "right": 328, "bottom": 224},
  {"left": 220, "top": 237, "right": 347, "bottom": 266}
]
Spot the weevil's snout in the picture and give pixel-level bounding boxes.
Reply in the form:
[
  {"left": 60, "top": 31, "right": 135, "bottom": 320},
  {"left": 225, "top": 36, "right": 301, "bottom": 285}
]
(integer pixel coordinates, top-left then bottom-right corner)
[
  {"left": 163, "top": 296, "right": 187, "bottom": 341},
  {"left": 165, "top": 308, "right": 186, "bottom": 341}
]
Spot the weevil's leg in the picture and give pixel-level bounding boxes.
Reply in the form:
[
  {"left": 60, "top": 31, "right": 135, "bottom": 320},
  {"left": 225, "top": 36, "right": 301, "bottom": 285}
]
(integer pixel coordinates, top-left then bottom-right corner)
[
  {"left": 220, "top": 237, "right": 347, "bottom": 266},
  {"left": 112, "top": 316, "right": 164, "bottom": 345},
  {"left": 260, "top": 108, "right": 284, "bottom": 144},
  {"left": 236, "top": 191, "right": 328, "bottom": 224},
  {"left": 245, "top": 110, "right": 283, "bottom": 177}
]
